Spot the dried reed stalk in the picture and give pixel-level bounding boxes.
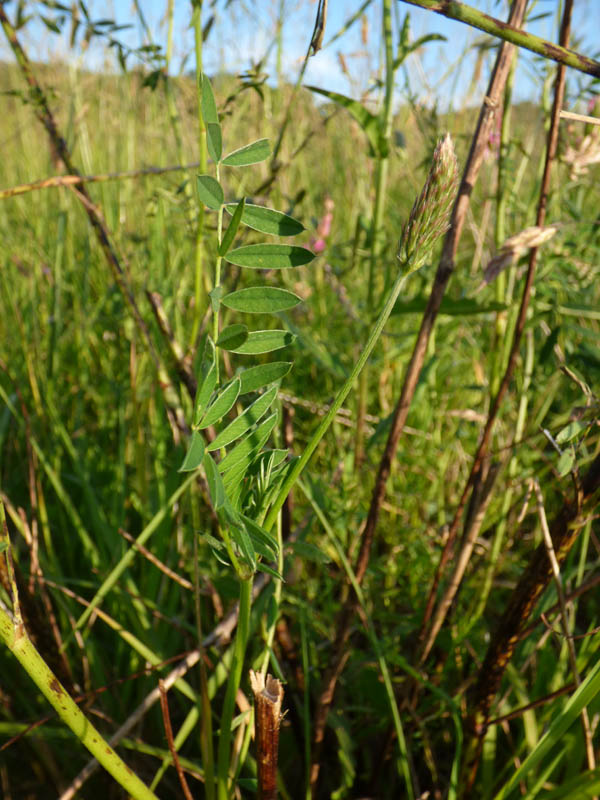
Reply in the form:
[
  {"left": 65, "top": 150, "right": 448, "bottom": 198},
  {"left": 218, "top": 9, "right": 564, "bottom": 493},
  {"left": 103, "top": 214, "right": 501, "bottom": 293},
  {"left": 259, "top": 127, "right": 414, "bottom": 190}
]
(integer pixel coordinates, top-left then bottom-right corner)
[{"left": 250, "top": 671, "right": 284, "bottom": 800}]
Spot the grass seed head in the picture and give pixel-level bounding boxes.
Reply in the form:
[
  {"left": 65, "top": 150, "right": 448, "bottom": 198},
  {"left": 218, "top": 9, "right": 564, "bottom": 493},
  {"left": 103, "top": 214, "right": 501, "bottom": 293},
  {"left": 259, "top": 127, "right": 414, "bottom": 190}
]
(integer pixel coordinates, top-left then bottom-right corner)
[{"left": 398, "top": 133, "right": 459, "bottom": 274}]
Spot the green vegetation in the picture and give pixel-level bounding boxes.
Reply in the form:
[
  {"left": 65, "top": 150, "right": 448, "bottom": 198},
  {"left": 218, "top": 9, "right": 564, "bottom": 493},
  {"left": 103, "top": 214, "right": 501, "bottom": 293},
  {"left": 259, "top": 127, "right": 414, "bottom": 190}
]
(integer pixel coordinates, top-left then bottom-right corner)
[{"left": 0, "top": 2, "right": 599, "bottom": 799}]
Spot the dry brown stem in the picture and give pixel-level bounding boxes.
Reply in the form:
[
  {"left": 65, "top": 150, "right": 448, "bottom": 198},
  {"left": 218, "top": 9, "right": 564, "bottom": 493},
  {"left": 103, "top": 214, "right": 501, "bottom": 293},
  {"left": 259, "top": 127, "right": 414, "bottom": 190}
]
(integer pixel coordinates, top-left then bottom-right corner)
[{"left": 250, "top": 671, "right": 284, "bottom": 800}]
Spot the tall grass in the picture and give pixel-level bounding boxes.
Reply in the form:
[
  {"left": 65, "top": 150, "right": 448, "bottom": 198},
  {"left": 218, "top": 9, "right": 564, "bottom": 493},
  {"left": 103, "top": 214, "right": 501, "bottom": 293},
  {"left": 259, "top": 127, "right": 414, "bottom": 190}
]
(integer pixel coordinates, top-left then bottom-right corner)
[{"left": 0, "top": 1, "right": 599, "bottom": 799}]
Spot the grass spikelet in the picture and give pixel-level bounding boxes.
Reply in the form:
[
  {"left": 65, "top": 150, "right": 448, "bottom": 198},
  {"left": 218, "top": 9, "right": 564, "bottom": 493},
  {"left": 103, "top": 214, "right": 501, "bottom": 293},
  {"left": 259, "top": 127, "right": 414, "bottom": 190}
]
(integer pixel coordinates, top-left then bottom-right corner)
[{"left": 398, "top": 133, "right": 459, "bottom": 273}]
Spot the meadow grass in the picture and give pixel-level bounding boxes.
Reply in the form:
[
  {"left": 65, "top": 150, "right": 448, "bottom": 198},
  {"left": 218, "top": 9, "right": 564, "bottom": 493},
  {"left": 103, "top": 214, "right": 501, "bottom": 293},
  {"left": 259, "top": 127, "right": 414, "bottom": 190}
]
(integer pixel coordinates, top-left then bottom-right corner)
[{"left": 0, "top": 2, "right": 600, "bottom": 798}]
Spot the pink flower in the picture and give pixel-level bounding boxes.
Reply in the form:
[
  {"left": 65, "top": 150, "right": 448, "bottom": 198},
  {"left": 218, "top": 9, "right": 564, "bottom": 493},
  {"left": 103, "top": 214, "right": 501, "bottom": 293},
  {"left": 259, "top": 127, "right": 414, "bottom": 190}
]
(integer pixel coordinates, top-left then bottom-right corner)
[{"left": 310, "top": 196, "right": 334, "bottom": 253}]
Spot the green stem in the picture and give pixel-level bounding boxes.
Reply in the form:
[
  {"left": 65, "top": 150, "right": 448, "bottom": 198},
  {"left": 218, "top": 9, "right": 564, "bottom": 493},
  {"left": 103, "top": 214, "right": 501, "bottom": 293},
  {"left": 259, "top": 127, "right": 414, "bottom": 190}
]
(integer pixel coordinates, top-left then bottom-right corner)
[
  {"left": 0, "top": 609, "right": 158, "bottom": 800},
  {"left": 217, "top": 577, "right": 252, "bottom": 800},
  {"left": 191, "top": 0, "right": 208, "bottom": 347},
  {"left": 265, "top": 266, "right": 411, "bottom": 533},
  {"left": 356, "top": 0, "right": 395, "bottom": 469},
  {"left": 213, "top": 166, "right": 224, "bottom": 383},
  {"left": 400, "top": 0, "right": 600, "bottom": 77}
]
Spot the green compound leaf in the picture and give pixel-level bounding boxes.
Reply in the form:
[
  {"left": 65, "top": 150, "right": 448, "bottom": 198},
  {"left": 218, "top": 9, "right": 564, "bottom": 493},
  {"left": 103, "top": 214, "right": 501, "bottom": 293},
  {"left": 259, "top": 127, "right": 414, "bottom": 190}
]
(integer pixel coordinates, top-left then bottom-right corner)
[
  {"left": 221, "top": 286, "right": 302, "bottom": 314},
  {"left": 218, "top": 198, "right": 245, "bottom": 256},
  {"left": 225, "top": 244, "right": 315, "bottom": 269},
  {"left": 178, "top": 430, "right": 206, "bottom": 472},
  {"left": 238, "top": 362, "right": 292, "bottom": 394},
  {"left": 207, "top": 121, "right": 222, "bottom": 163},
  {"left": 193, "top": 338, "right": 217, "bottom": 426},
  {"left": 204, "top": 452, "right": 225, "bottom": 509},
  {"left": 200, "top": 72, "right": 218, "bottom": 124},
  {"left": 219, "top": 410, "right": 279, "bottom": 474},
  {"left": 197, "top": 174, "right": 224, "bottom": 210},
  {"left": 225, "top": 203, "right": 304, "bottom": 237},
  {"left": 217, "top": 324, "right": 248, "bottom": 351},
  {"left": 222, "top": 138, "right": 270, "bottom": 167},
  {"left": 229, "top": 330, "right": 296, "bottom": 355},
  {"left": 198, "top": 377, "right": 241, "bottom": 429},
  {"left": 207, "top": 385, "right": 278, "bottom": 451}
]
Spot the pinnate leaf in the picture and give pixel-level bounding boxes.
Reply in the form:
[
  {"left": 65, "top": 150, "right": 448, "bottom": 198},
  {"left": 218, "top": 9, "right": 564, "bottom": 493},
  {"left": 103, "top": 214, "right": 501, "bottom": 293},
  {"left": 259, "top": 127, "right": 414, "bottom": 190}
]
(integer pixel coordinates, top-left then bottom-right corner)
[{"left": 178, "top": 430, "right": 205, "bottom": 472}]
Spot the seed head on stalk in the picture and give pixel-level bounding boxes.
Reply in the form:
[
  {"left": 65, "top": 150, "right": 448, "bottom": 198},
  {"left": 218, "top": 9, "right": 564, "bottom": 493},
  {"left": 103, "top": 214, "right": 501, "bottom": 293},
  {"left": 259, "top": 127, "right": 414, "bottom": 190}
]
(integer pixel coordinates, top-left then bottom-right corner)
[{"left": 398, "top": 133, "right": 459, "bottom": 274}]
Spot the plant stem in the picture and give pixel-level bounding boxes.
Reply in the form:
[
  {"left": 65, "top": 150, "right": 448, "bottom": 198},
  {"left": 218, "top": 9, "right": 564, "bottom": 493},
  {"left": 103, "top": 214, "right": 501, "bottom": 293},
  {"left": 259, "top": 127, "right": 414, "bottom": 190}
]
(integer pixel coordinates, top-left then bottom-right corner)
[
  {"left": 356, "top": 0, "right": 395, "bottom": 470},
  {"left": 400, "top": 0, "right": 600, "bottom": 77},
  {"left": 265, "top": 268, "right": 410, "bottom": 533},
  {"left": 217, "top": 577, "right": 252, "bottom": 800},
  {"left": 0, "top": 608, "right": 159, "bottom": 800},
  {"left": 213, "top": 164, "right": 224, "bottom": 383},
  {"left": 191, "top": 0, "right": 208, "bottom": 347}
]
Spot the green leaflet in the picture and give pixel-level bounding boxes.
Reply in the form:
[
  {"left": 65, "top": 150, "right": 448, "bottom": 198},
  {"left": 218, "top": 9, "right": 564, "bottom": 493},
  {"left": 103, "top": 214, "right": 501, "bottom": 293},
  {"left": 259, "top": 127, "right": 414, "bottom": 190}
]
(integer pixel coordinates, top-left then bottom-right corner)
[
  {"left": 237, "top": 362, "right": 292, "bottom": 394},
  {"left": 179, "top": 430, "right": 206, "bottom": 472},
  {"left": 203, "top": 452, "right": 225, "bottom": 509},
  {"left": 218, "top": 198, "right": 245, "bottom": 256},
  {"left": 221, "top": 138, "right": 270, "bottom": 167},
  {"left": 207, "top": 385, "right": 278, "bottom": 451},
  {"left": 193, "top": 338, "right": 217, "bottom": 426},
  {"left": 197, "top": 174, "right": 224, "bottom": 210},
  {"left": 239, "top": 513, "right": 278, "bottom": 561},
  {"left": 198, "top": 377, "right": 241, "bottom": 429},
  {"left": 219, "top": 410, "right": 279, "bottom": 474},
  {"left": 220, "top": 506, "right": 256, "bottom": 569},
  {"left": 200, "top": 72, "right": 219, "bottom": 124},
  {"left": 229, "top": 330, "right": 296, "bottom": 355},
  {"left": 221, "top": 286, "right": 302, "bottom": 314},
  {"left": 206, "top": 122, "right": 222, "bottom": 163},
  {"left": 216, "top": 324, "right": 248, "bottom": 351},
  {"left": 225, "top": 244, "right": 315, "bottom": 269},
  {"left": 225, "top": 203, "right": 304, "bottom": 237},
  {"left": 248, "top": 449, "right": 289, "bottom": 475}
]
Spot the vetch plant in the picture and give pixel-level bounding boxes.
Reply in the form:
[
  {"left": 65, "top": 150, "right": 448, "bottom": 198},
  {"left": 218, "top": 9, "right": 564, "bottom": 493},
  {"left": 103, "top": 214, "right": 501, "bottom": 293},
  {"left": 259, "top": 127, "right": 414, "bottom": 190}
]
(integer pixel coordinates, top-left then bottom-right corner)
[{"left": 180, "top": 90, "right": 459, "bottom": 794}]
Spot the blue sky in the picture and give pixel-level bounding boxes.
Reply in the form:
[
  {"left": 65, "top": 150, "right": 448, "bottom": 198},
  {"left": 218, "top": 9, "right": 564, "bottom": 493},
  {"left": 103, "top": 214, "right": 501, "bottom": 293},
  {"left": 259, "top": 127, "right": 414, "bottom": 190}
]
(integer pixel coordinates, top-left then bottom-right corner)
[{"left": 4, "top": 1, "right": 600, "bottom": 110}]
